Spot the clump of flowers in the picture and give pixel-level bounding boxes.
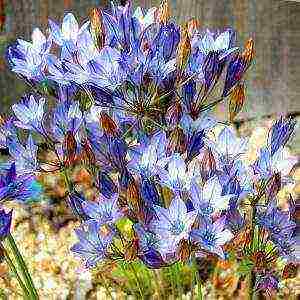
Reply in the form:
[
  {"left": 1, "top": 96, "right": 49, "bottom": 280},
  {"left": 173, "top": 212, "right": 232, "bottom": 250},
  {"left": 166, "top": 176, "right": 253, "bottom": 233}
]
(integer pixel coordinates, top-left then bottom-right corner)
[{"left": 0, "top": 0, "right": 298, "bottom": 298}]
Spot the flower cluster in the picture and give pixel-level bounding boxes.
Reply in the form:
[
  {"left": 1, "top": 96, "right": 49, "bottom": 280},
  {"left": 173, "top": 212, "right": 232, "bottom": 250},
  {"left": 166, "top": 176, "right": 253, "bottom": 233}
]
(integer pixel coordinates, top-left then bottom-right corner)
[{"left": 1, "top": 0, "right": 298, "bottom": 297}]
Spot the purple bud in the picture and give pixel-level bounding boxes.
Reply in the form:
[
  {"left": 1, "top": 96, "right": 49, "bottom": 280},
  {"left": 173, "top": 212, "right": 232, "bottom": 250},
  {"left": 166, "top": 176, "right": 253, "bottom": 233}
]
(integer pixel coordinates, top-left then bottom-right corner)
[
  {"left": 0, "top": 208, "right": 12, "bottom": 240},
  {"left": 141, "top": 177, "right": 160, "bottom": 207},
  {"left": 67, "top": 192, "right": 89, "bottom": 221},
  {"left": 269, "top": 117, "right": 296, "bottom": 156},
  {"left": 139, "top": 248, "right": 166, "bottom": 269},
  {"left": 223, "top": 55, "right": 246, "bottom": 97},
  {"left": 187, "top": 130, "right": 205, "bottom": 161},
  {"left": 98, "top": 171, "right": 117, "bottom": 199}
]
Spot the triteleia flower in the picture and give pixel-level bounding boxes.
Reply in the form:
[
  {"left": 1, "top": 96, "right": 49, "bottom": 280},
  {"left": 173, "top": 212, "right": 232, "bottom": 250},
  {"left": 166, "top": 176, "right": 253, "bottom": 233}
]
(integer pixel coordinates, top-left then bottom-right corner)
[
  {"left": 253, "top": 146, "right": 297, "bottom": 180},
  {"left": 190, "top": 216, "right": 233, "bottom": 259},
  {"left": 6, "top": 134, "right": 38, "bottom": 174},
  {"left": 257, "top": 200, "right": 296, "bottom": 241},
  {"left": 0, "top": 117, "right": 17, "bottom": 149},
  {"left": 0, "top": 208, "right": 12, "bottom": 240},
  {"left": 12, "top": 95, "right": 46, "bottom": 133},
  {"left": 128, "top": 131, "right": 168, "bottom": 178},
  {"left": 71, "top": 219, "right": 114, "bottom": 268},
  {"left": 210, "top": 126, "right": 248, "bottom": 163},
  {"left": 52, "top": 100, "right": 83, "bottom": 142},
  {"left": 268, "top": 117, "right": 296, "bottom": 156},
  {"left": 49, "top": 13, "right": 89, "bottom": 60},
  {"left": 150, "top": 196, "right": 197, "bottom": 261},
  {"left": 83, "top": 193, "right": 123, "bottom": 225},
  {"left": 0, "top": 163, "right": 41, "bottom": 203},
  {"left": 197, "top": 29, "right": 238, "bottom": 61},
  {"left": 159, "top": 153, "right": 195, "bottom": 193},
  {"left": 7, "top": 27, "right": 51, "bottom": 81},
  {"left": 190, "top": 176, "right": 233, "bottom": 217},
  {"left": 134, "top": 223, "right": 166, "bottom": 268}
]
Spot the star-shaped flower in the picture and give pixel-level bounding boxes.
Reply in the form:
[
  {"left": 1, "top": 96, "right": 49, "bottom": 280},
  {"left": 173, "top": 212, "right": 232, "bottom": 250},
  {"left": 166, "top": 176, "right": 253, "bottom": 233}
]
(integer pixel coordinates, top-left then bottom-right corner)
[
  {"left": 190, "top": 216, "right": 233, "bottom": 259},
  {"left": 71, "top": 219, "right": 114, "bottom": 268},
  {"left": 150, "top": 196, "right": 197, "bottom": 260}
]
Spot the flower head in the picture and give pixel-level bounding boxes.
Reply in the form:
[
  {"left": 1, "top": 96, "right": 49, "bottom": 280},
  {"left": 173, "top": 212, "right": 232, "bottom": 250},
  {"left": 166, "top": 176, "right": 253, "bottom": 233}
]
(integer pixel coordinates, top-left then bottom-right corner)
[
  {"left": 268, "top": 117, "right": 296, "bottom": 156},
  {"left": 71, "top": 219, "right": 114, "bottom": 268},
  {"left": 83, "top": 193, "right": 123, "bottom": 225},
  {"left": 190, "top": 176, "right": 233, "bottom": 217},
  {"left": 190, "top": 216, "right": 233, "bottom": 259},
  {"left": 12, "top": 95, "right": 45, "bottom": 133},
  {"left": 0, "top": 163, "right": 41, "bottom": 203},
  {"left": 150, "top": 196, "right": 197, "bottom": 261}
]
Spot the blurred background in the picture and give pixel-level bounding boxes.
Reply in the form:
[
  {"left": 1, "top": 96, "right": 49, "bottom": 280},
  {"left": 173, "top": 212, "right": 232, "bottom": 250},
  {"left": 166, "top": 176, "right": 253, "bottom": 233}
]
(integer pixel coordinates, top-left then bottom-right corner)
[{"left": 0, "top": 1, "right": 299, "bottom": 299}]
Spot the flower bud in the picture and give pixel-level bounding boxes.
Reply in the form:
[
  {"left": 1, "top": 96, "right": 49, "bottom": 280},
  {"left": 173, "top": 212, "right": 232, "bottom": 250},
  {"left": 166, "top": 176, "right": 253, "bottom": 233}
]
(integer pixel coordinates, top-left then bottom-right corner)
[
  {"left": 229, "top": 82, "right": 246, "bottom": 122},
  {"left": 99, "top": 112, "right": 118, "bottom": 136},
  {"left": 0, "top": 208, "right": 12, "bottom": 240},
  {"left": 98, "top": 171, "right": 117, "bottom": 199},
  {"left": 265, "top": 172, "right": 281, "bottom": 201},
  {"left": 167, "top": 127, "right": 187, "bottom": 155},
  {"left": 200, "top": 148, "right": 216, "bottom": 182},
  {"left": 81, "top": 139, "right": 96, "bottom": 166},
  {"left": 165, "top": 101, "right": 182, "bottom": 128},
  {"left": 177, "top": 24, "right": 191, "bottom": 71},
  {"left": 89, "top": 7, "right": 105, "bottom": 50},
  {"left": 64, "top": 131, "right": 77, "bottom": 166},
  {"left": 156, "top": 0, "right": 170, "bottom": 25},
  {"left": 241, "top": 38, "right": 254, "bottom": 67}
]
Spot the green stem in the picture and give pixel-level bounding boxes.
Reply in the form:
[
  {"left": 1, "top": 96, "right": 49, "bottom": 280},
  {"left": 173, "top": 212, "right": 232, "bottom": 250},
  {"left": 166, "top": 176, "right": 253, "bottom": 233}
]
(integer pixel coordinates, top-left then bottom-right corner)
[
  {"left": 128, "top": 263, "right": 144, "bottom": 299},
  {"left": 248, "top": 203, "right": 257, "bottom": 300},
  {"left": 192, "top": 258, "right": 203, "bottom": 300},
  {"left": 6, "top": 234, "right": 38, "bottom": 299},
  {"left": 152, "top": 269, "right": 163, "bottom": 299},
  {"left": 1, "top": 244, "right": 30, "bottom": 299}
]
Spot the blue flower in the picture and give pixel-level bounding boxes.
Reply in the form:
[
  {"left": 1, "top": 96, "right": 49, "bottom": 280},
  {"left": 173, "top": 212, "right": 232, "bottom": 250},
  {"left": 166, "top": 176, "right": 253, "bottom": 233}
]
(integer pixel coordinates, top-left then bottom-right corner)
[
  {"left": 82, "top": 193, "right": 123, "bottom": 225},
  {"left": 253, "top": 147, "right": 297, "bottom": 180},
  {"left": 197, "top": 29, "right": 238, "bottom": 61},
  {"left": 128, "top": 131, "right": 168, "bottom": 178},
  {"left": 0, "top": 163, "right": 40, "bottom": 203},
  {"left": 49, "top": 13, "right": 89, "bottom": 60},
  {"left": 7, "top": 134, "right": 38, "bottom": 174},
  {"left": 71, "top": 219, "right": 114, "bottom": 268},
  {"left": 257, "top": 200, "right": 296, "bottom": 241},
  {"left": 134, "top": 223, "right": 166, "bottom": 268},
  {"left": 134, "top": 223, "right": 160, "bottom": 254},
  {"left": 52, "top": 101, "right": 83, "bottom": 142},
  {"left": 190, "top": 216, "right": 233, "bottom": 259},
  {"left": 0, "top": 118, "right": 17, "bottom": 149},
  {"left": 0, "top": 208, "right": 13, "bottom": 240},
  {"left": 150, "top": 196, "right": 197, "bottom": 261},
  {"left": 12, "top": 95, "right": 45, "bottom": 133},
  {"left": 210, "top": 126, "right": 248, "bottom": 163},
  {"left": 8, "top": 28, "right": 51, "bottom": 81},
  {"left": 190, "top": 176, "right": 233, "bottom": 217},
  {"left": 268, "top": 117, "right": 296, "bottom": 156}
]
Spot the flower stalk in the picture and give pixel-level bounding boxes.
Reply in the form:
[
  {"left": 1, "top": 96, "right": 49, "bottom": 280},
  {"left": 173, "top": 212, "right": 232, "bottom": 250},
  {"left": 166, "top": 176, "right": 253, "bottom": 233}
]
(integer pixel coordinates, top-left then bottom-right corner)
[{"left": 6, "top": 233, "right": 38, "bottom": 299}]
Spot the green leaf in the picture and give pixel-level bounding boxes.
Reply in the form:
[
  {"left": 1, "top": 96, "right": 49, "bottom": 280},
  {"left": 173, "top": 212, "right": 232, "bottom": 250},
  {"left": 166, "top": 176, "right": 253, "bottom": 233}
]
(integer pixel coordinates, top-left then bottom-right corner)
[{"left": 237, "top": 258, "right": 254, "bottom": 276}]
